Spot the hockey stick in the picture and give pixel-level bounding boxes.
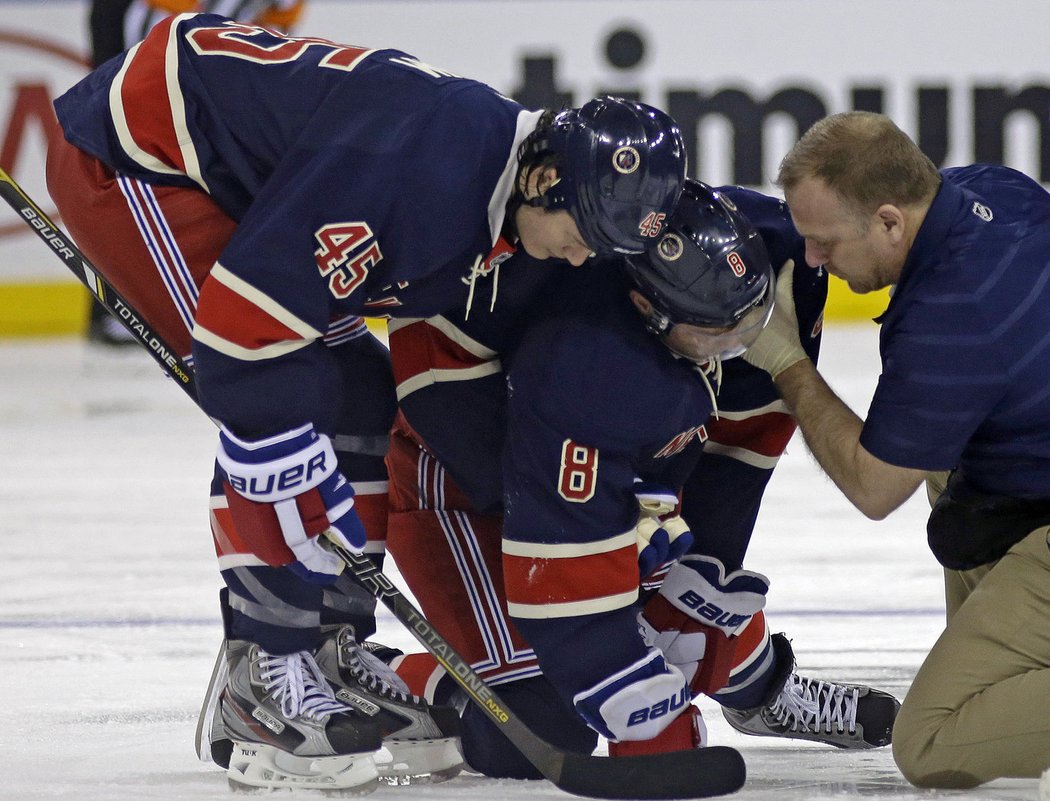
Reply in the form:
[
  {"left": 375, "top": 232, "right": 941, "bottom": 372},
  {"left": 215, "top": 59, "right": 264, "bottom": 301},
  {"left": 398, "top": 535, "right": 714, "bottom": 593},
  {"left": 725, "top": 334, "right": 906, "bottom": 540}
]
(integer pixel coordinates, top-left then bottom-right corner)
[{"left": 0, "top": 165, "right": 747, "bottom": 799}]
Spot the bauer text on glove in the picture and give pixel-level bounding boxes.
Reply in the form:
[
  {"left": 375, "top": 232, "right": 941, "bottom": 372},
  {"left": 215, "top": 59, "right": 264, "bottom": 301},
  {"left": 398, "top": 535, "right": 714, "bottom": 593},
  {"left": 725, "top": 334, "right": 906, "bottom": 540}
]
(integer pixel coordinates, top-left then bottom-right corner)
[{"left": 216, "top": 423, "right": 367, "bottom": 584}]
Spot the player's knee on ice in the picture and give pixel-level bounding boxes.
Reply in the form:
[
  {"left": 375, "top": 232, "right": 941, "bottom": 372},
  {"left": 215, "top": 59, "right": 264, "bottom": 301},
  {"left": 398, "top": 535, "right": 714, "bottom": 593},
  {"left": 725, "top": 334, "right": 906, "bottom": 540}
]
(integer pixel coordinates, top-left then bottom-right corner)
[{"left": 460, "top": 676, "right": 597, "bottom": 779}]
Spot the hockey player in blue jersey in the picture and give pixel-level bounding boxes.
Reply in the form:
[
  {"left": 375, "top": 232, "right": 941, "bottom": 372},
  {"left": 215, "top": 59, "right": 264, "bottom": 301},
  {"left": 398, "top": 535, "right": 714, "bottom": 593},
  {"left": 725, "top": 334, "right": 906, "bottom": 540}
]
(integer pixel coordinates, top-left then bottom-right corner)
[
  {"left": 381, "top": 181, "right": 901, "bottom": 777},
  {"left": 743, "top": 111, "right": 1050, "bottom": 788},
  {"left": 45, "top": 12, "right": 687, "bottom": 792}
]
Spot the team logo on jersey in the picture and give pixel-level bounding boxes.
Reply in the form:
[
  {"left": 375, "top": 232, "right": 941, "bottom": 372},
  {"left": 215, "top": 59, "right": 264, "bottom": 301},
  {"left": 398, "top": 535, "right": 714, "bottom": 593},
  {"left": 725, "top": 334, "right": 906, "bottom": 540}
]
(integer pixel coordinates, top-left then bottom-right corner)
[
  {"left": 654, "top": 424, "right": 708, "bottom": 459},
  {"left": 657, "top": 232, "right": 684, "bottom": 261},
  {"left": 612, "top": 146, "right": 641, "bottom": 174},
  {"left": 972, "top": 201, "right": 993, "bottom": 221}
]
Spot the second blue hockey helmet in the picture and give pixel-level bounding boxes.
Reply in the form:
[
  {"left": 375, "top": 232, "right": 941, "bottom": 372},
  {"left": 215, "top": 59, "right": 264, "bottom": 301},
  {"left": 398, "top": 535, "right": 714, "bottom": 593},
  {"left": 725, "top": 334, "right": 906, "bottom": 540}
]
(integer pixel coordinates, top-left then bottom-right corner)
[
  {"left": 531, "top": 96, "right": 687, "bottom": 255},
  {"left": 624, "top": 179, "right": 775, "bottom": 360}
]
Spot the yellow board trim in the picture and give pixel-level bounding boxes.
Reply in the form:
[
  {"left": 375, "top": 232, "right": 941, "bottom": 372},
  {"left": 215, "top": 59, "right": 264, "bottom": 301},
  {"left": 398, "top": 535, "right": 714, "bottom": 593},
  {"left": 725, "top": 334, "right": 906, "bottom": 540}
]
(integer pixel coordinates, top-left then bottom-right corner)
[
  {"left": 0, "top": 282, "right": 91, "bottom": 337},
  {"left": 0, "top": 278, "right": 889, "bottom": 338},
  {"left": 823, "top": 275, "right": 890, "bottom": 322}
]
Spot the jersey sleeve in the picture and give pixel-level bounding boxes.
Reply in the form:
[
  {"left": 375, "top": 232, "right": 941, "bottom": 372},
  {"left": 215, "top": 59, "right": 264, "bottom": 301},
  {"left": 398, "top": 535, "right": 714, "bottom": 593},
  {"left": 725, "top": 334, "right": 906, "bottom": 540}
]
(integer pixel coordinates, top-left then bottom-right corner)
[
  {"left": 78, "top": 14, "right": 523, "bottom": 439},
  {"left": 386, "top": 254, "right": 562, "bottom": 511}
]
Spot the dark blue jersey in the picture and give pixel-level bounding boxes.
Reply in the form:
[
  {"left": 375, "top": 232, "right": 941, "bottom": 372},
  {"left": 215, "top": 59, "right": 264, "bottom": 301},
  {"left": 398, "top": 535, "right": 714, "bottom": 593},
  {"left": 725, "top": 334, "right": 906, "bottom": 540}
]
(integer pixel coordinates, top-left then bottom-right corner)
[
  {"left": 390, "top": 187, "right": 825, "bottom": 699},
  {"left": 500, "top": 269, "right": 721, "bottom": 697},
  {"left": 54, "top": 13, "right": 536, "bottom": 436},
  {"left": 861, "top": 165, "right": 1050, "bottom": 498}
]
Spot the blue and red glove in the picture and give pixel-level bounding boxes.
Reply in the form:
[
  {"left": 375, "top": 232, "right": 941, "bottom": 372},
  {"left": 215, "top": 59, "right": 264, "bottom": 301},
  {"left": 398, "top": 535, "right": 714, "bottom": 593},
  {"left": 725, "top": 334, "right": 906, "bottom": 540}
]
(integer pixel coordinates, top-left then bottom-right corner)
[
  {"left": 216, "top": 423, "right": 366, "bottom": 584},
  {"left": 639, "top": 555, "right": 769, "bottom": 695}
]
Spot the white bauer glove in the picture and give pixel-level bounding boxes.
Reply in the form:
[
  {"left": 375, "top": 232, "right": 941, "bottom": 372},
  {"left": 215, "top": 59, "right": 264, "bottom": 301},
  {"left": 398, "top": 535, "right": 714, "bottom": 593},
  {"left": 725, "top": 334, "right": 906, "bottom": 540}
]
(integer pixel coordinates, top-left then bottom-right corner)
[
  {"left": 573, "top": 649, "right": 692, "bottom": 743},
  {"left": 216, "top": 422, "right": 366, "bottom": 584},
  {"left": 741, "top": 259, "right": 809, "bottom": 378}
]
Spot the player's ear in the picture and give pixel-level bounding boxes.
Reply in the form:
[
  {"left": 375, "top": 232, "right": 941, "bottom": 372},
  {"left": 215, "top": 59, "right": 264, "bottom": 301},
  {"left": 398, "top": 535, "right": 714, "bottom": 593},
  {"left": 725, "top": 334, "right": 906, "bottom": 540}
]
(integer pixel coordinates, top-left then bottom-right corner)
[{"left": 532, "top": 166, "right": 561, "bottom": 199}]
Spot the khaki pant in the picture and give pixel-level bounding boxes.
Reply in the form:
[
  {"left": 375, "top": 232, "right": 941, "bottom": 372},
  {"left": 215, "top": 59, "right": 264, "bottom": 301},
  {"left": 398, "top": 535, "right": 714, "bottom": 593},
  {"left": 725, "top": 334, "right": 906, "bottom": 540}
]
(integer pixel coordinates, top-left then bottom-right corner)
[{"left": 891, "top": 472, "right": 1050, "bottom": 787}]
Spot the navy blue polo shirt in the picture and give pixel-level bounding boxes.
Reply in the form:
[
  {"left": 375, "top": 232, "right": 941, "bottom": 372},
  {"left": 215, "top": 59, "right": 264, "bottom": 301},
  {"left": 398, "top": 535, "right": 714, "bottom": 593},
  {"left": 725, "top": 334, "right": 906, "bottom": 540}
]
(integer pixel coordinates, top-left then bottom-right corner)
[{"left": 861, "top": 165, "right": 1050, "bottom": 498}]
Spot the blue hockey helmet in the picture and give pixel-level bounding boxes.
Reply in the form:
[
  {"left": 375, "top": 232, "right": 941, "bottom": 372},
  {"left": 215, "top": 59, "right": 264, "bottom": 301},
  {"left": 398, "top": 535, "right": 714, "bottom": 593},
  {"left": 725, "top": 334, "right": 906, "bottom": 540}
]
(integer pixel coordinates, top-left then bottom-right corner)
[
  {"left": 528, "top": 96, "right": 687, "bottom": 255},
  {"left": 623, "top": 179, "right": 775, "bottom": 360}
]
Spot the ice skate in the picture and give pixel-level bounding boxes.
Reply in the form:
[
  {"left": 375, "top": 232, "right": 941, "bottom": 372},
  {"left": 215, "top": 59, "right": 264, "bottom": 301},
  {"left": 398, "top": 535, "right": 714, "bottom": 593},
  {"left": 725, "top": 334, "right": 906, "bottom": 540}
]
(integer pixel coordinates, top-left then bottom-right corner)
[
  {"left": 722, "top": 670, "right": 900, "bottom": 749},
  {"left": 208, "top": 639, "right": 383, "bottom": 793},
  {"left": 315, "top": 625, "right": 464, "bottom": 785}
]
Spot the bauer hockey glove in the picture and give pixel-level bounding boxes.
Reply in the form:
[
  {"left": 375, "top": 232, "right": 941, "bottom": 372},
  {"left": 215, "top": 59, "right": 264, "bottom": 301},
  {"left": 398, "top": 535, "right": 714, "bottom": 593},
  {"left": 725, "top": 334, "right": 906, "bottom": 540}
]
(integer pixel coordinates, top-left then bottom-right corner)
[
  {"left": 216, "top": 423, "right": 367, "bottom": 584},
  {"left": 639, "top": 555, "right": 769, "bottom": 696},
  {"left": 741, "top": 259, "right": 808, "bottom": 378},
  {"left": 634, "top": 481, "right": 694, "bottom": 578},
  {"left": 573, "top": 649, "right": 693, "bottom": 743}
]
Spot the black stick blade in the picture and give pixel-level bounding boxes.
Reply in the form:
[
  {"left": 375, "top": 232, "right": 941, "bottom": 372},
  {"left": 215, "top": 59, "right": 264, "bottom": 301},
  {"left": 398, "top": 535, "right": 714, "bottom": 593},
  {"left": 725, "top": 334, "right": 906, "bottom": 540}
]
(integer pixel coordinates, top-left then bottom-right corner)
[{"left": 557, "top": 746, "right": 746, "bottom": 800}]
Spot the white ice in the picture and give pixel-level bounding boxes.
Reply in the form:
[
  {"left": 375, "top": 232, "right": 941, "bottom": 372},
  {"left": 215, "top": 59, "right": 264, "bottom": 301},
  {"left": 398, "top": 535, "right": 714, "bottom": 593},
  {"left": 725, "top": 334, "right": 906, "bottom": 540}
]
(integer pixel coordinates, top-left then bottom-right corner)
[{"left": 1, "top": 325, "right": 1041, "bottom": 801}]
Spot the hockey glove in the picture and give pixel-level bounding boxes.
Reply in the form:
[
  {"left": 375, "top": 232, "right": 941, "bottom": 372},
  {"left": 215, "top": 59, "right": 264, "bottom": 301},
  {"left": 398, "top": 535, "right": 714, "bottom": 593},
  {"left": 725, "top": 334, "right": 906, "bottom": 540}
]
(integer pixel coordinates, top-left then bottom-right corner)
[
  {"left": 639, "top": 555, "right": 769, "bottom": 696},
  {"left": 216, "top": 423, "right": 366, "bottom": 584},
  {"left": 573, "top": 650, "right": 692, "bottom": 743},
  {"left": 741, "top": 259, "right": 808, "bottom": 378},
  {"left": 634, "top": 481, "right": 694, "bottom": 578}
]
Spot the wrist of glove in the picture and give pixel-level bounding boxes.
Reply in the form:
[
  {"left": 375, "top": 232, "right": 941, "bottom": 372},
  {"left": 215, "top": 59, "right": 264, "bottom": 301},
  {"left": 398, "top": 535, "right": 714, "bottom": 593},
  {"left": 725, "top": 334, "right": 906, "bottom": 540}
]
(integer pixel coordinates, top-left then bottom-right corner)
[
  {"left": 639, "top": 555, "right": 769, "bottom": 695},
  {"left": 573, "top": 650, "right": 692, "bottom": 743},
  {"left": 741, "top": 259, "right": 809, "bottom": 378},
  {"left": 634, "top": 481, "right": 694, "bottom": 578},
  {"left": 607, "top": 705, "right": 707, "bottom": 756},
  {"left": 216, "top": 423, "right": 366, "bottom": 584}
]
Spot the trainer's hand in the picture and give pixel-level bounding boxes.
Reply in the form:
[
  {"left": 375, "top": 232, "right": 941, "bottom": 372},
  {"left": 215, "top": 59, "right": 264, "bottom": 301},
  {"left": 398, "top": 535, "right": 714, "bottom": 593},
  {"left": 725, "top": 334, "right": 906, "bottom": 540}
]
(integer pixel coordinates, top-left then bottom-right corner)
[
  {"left": 216, "top": 423, "right": 367, "bottom": 584},
  {"left": 742, "top": 259, "right": 808, "bottom": 378}
]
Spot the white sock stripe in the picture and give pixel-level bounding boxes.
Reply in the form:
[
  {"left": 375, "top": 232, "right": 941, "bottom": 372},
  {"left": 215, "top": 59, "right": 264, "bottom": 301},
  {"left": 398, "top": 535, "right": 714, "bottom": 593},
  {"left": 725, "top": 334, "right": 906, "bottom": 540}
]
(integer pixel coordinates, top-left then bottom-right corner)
[
  {"left": 449, "top": 508, "right": 535, "bottom": 664},
  {"left": 437, "top": 509, "right": 535, "bottom": 670},
  {"left": 116, "top": 174, "right": 196, "bottom": 334},
  {"left": 136, "top": 178, "right": 199, "bottom": 304}
]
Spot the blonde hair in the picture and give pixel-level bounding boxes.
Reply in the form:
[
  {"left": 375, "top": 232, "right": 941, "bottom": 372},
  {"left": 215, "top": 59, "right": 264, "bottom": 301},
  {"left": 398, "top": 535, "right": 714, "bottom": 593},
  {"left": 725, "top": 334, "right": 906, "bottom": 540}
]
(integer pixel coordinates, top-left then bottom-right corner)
[{"left": 776, "top": 112, "right": 940, "bottom": 218}]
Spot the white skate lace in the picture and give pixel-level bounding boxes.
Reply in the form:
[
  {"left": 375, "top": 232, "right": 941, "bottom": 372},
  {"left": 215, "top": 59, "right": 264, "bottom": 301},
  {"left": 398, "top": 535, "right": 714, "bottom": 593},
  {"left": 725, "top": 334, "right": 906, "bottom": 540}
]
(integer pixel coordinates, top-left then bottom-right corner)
[
  {"left": 768, "top": 674, "right": 859, "bottom": 735},
  {"left": 345, "top": 643, "right": 418, "bottom": 704},
  {"left": 259, "top": 650, "right": 349, "bottom": 720},
  {"left": 692, "top": 358, "right": 722, "bottom": 418}
]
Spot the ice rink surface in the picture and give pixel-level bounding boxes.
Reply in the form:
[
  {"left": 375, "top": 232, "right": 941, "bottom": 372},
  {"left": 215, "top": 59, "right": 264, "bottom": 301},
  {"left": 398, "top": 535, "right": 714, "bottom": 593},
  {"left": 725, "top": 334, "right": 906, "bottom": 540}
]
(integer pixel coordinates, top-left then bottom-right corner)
[{"left": 1, "top": 323, "right": 1042, "bottom": 801}]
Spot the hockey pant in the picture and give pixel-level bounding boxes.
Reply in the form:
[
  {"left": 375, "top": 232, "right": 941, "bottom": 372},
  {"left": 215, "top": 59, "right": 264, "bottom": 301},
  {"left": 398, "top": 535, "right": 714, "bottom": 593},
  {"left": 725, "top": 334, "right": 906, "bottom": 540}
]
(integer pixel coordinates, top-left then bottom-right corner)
[
  {"left": 384, "top": 423, "right": 786, "bottom": 775},
  {"left": 47, "top": 138, "right": 396, "bottom": 654}
]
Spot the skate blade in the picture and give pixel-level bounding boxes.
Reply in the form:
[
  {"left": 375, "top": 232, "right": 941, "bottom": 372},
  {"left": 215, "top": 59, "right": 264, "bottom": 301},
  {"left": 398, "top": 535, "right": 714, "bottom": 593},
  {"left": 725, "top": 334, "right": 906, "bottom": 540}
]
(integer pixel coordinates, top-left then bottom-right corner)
[
  {"left": 226, "top": 741, "right": 379, "bottom": 795},
  {"left": 377, "top": 737, "right": 463, "bottom": 786}
]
